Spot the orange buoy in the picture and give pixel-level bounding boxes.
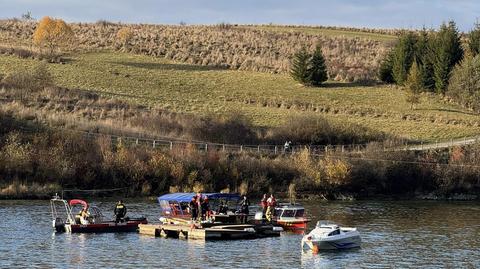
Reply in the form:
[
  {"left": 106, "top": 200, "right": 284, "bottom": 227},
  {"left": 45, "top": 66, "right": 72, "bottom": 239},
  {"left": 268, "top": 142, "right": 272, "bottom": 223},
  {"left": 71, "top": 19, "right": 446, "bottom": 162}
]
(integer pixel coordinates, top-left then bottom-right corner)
[{"left": 311, "top": 245, "right": 319, "bottom": 254}]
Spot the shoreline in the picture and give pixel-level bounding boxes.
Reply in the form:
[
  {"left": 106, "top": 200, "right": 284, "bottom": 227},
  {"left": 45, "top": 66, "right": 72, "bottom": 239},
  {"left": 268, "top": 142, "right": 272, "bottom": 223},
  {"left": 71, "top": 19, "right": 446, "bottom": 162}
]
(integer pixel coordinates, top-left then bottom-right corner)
[{"left": 1, "top": 188, "right": 478, "bottom": 201}]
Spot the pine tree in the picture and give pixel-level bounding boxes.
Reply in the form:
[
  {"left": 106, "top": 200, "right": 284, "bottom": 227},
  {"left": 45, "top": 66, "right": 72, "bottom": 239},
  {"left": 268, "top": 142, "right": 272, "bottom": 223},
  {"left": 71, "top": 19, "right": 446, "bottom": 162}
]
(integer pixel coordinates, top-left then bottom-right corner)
[
  {"left": 308, "top": 44, "right": 328, "bottom": 86},
  {"left": 432, "top": 21, "right": 464, "bottom": 94},
  {"left": 392, "top": 32, "right": 417, "bottom": 85},
  {"left": 378, "top": 50, "right": 395, "bottom": 83},
  {"left": 415, "top": 28, "right": 435, "bottom": 91},
  {"left": 290, "top": 47, "right": 311, "bottom": 85},
  {"left": 405, "top": 61, "right": 423, "bottom": 109},
  {"left": 468, "top": 21, "right": 480, "bottom": 57}
]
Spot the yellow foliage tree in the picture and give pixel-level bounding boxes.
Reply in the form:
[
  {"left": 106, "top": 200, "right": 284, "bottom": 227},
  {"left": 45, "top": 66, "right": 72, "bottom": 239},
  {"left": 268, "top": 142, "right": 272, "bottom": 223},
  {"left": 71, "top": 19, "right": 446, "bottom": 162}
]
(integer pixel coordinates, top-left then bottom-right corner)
[
  {"left": 33, "top": 16, "right": 74, "bottom": 55},
  {"left": 117, "top": 27, "right": 134, "bottom": 50}
]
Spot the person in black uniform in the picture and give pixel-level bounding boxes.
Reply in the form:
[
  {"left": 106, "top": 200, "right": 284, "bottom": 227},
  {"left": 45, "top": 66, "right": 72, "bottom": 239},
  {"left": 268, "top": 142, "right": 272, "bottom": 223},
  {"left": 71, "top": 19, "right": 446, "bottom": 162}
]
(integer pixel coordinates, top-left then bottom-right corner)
[
  {"left": 239, "top": 195, "right": 250, "bottom": 224},
  {"left": 189, "top": 196, "right": 198, "bottom": 221},
  {"left": 114, "top": 200, "right": 127, "bottom": 223}
]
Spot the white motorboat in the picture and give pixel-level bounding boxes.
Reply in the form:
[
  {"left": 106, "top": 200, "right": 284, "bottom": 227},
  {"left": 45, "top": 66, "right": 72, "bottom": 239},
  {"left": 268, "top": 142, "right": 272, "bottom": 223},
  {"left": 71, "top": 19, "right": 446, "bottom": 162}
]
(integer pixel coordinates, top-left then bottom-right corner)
[{"left": 302, "top": 221, "right": 361, "bottom": 251}]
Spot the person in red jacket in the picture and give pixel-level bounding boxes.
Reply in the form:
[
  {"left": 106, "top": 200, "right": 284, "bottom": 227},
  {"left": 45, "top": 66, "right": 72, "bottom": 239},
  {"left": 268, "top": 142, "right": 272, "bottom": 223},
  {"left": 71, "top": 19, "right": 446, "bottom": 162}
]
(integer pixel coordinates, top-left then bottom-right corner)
[
  {"left": 266, "top": 194, "right": 276, "bottom": 223},
  {"left": 260, "top": 194, "right": 268, "bottom": 218}
]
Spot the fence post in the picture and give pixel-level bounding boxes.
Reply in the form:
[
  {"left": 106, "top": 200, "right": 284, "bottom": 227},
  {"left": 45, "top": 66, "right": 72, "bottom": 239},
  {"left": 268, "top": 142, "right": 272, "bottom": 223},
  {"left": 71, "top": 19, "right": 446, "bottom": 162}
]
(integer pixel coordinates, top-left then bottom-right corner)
[
  {"left": 257, "top": 145, "right": 260, "bottom": 153},
  {"left": 170, "top": 141, "right": 173, "bottom": 150},
  {"left": 205, "top": 143, "right": 208, "bottom": 152},
  {"left": 324, "top": 146, "right": 328, "bottom": 154},
  {"left": 341, "top": 145, "right": 344, "bottom": 153},
  {"left": 274, "top": 146, "right": 277, "bottom": 154},
  {"left": 240, "top": 145, "right": 243, "bottom": 152},
  {"left": 135, "top": 138, "right": 139, "bottom": 145},
  {"left": 152, "top": 140, "right": 156, "bottom": 148},
  {"left": 222, "top": 144, "right": 225, "bottom": 152}
]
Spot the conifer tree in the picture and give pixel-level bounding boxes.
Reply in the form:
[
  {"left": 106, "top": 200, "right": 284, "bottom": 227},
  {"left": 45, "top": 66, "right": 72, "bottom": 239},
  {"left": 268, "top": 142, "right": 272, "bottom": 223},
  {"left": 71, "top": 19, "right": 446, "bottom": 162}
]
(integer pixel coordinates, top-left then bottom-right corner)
[
  {"left": 468, "top": 21, "right": 480, "bottom": 57},
  {"left": 405, "top": 61, "right": 423, "bottom": 109},
  {"left": 432, "top": 21, "right": 464, "bottom": 94},
  {"left": 378, "top": 50, "right": 395, "bottom": 83},
  {"left": 308, "top": 44, "right": 328, "bottom": 86},
  {"left": 392, "top": 32, "right": 417, "bottom": 85},
  {"left": 415, "top": 28, "right": 435, "bottom": 90},
  {"left": 290, "top": 47, "right": 311, "bottom": 85}
]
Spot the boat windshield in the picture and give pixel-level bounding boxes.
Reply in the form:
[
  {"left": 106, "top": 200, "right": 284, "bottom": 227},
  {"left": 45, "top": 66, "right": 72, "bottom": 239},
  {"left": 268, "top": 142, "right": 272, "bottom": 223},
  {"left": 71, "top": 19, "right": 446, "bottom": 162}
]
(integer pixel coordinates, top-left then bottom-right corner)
[
  {"left": 295, "top": 209, "right": 304, "bottom": 217},
  {"left": 281, "top": 209, "right": 295, "bottom": 217}
]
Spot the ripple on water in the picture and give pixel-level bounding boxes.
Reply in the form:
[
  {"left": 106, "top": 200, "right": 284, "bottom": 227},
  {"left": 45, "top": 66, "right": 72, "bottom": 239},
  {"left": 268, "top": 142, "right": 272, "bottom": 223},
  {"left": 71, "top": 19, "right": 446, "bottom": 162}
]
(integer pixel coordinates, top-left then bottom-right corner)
[{"left": 0, "top": 200, "right": 479, "bottom": 268}]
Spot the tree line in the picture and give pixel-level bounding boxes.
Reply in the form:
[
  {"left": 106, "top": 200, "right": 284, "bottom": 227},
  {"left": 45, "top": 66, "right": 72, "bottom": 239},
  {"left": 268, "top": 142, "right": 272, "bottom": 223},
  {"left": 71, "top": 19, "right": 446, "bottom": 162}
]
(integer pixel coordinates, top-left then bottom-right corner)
[{"left": 379, "top": 21, "right": 480, "bottom": 110}]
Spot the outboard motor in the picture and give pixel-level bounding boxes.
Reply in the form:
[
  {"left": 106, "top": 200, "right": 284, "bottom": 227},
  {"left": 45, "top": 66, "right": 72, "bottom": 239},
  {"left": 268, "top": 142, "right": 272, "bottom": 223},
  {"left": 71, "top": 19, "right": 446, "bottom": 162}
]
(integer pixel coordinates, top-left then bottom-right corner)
[{"left": 53, "top": 218, "right": 66, "bottom": 233}]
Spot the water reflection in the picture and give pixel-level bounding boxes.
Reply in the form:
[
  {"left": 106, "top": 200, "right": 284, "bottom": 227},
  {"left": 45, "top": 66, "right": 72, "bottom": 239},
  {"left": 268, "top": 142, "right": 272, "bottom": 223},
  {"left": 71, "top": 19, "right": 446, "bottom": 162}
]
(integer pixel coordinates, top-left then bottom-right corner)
[{"left": 0, "top": 199, "right": 479, "bottom": 268}]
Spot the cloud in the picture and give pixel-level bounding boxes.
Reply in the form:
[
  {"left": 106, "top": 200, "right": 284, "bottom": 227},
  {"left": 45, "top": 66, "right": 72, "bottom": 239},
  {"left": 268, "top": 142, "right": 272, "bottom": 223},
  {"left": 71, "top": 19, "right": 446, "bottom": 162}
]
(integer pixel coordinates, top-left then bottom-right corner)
[{"left": 0, "top": 0, "right": 478, "bottom": 30}]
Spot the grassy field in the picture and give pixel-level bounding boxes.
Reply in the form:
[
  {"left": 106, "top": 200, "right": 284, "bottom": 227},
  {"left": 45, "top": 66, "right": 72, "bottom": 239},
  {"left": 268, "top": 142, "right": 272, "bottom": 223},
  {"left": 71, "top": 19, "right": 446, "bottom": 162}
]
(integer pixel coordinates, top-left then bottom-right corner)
[
  {"left": 1, "top": 50, "right": 479, "bottom": 142},
  {"left": 241, "top": 25, "right": 397, "bottom": 42}
]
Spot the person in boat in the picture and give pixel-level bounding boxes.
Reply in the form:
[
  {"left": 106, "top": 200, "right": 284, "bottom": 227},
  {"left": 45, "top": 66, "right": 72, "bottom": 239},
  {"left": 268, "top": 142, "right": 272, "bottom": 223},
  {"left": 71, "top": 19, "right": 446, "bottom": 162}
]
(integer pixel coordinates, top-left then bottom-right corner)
[
  {"left": 266, "top": 194, "right": 277, "bottom": 223},
  {"left": 201, "top": 196, "right": 210, "bottom": 221},
  {"left": 239, "top": 195, "right": 250, "bottom": 224},
  {"left": 189, "top": 196, "right": 198, "bottom": 222},
  {"left": 217, "top": 201, "right": 228, "bottom": 214},
  {"left": 79, "top": 207, "right": 90, "bottom": 225},
  {"left": 114, "top": 200, "right": 127, "bottom": 223},
  {"left": 260, "top": 194, "right": 267, "bottom": 218}
]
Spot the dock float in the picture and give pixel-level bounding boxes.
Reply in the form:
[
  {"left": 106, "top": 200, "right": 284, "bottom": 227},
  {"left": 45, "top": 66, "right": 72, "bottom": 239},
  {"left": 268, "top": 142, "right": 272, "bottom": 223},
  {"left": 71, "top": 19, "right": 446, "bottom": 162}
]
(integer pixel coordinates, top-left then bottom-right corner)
[{"left": 139, "top": 223, "right": 282, "bottom": 240}]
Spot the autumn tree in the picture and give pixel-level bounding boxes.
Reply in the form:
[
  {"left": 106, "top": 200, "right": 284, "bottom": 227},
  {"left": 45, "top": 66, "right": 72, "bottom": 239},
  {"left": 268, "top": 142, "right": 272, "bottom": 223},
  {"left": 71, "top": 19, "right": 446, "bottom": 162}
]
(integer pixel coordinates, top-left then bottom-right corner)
[
  {"left": 405, "top": 61, "right": 423, "bottom": 109},
  {"left": 117, "top": 27, "right": 134, "bottom": 50},
  {"left": 33, "top": 16, "right": 74, "bottom": 56}
]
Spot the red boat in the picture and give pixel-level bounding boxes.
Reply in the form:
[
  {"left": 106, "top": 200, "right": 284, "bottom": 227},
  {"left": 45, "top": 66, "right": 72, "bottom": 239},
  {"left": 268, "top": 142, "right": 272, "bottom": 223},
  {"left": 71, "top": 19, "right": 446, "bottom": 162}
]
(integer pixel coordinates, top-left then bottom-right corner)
[
  {"left": 50, "top": 196, "right": 147, "bottom": 233},
  {"left": 273, "top": 204, "right": 310, "bottom": 231}
]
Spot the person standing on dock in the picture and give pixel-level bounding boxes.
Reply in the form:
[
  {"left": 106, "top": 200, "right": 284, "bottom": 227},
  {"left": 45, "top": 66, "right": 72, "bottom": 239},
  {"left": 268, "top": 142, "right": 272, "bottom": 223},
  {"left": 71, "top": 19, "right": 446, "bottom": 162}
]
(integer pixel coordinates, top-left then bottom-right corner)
[
  {"left": 201, "top": 196, "right": 210, "bottom": 221},
  {"left": 266, "top": 194, "right": 276, "bottom": 223},
  {"left": 114, "top": 200, "right": 127, "bottom": 223},
  {"left": 189, "top": 196, "right": 198, "bottom": 222},
  {"left": 260, "top": 194, "right": 267, "bottom": 219},
  {"left": 239, "top": 195, "right": 250, "bottom": 224}
]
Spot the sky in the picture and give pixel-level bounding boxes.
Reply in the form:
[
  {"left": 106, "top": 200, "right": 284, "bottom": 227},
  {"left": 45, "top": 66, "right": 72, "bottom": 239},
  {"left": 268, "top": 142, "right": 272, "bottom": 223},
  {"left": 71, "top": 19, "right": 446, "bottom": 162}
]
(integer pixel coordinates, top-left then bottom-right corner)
[{"left": 1, "top": 0, "right": 479, "bottom": 31}]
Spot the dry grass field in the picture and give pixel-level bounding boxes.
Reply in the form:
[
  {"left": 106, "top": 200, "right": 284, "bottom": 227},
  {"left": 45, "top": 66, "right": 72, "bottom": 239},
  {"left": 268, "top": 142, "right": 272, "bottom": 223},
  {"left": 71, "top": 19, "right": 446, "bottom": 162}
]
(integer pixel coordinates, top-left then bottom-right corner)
[
  {"left": 0, "top": 19, "right": 390, "bottom": 81},
  {"left": 0, "top": 50, "right": 479, "bottom": 142}
]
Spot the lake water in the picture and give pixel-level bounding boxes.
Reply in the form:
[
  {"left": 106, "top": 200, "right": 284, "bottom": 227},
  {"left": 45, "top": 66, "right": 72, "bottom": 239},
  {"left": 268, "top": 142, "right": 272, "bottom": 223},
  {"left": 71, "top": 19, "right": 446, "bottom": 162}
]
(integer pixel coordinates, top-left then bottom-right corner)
[{"left": 0, "top": 199, "right": 479, "bottom": 268}]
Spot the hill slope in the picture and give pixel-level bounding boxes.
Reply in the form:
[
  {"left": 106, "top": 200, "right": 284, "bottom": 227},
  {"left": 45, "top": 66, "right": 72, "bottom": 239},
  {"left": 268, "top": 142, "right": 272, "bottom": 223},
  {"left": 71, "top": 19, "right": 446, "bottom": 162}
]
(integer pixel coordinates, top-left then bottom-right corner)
[
  {"left": 0, "top": 50, "right": 479, "bottom": 142},
  {"left": 0, "top": 20, "right": 391, "bottom": 81}
]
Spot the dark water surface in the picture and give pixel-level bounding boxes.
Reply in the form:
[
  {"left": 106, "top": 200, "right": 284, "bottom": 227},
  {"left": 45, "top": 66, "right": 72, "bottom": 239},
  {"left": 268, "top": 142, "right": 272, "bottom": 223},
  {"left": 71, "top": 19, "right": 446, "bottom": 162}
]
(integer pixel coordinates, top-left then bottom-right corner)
[{"left": 0, "top": 199, "right": 479, "bottom": 268}]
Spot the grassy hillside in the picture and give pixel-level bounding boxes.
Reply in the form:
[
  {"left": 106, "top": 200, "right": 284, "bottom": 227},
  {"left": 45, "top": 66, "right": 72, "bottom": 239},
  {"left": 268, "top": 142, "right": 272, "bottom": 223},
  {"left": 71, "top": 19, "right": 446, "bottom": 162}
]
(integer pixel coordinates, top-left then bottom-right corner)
[
  {"left": 0, "top": 50, "right": 479, "bottom": 142},
  {"left": 0, "top": 19, "right": 389, "bottom": 81},
  {"left": 241, "top": 25, "right": 397, "bottom": 42}
]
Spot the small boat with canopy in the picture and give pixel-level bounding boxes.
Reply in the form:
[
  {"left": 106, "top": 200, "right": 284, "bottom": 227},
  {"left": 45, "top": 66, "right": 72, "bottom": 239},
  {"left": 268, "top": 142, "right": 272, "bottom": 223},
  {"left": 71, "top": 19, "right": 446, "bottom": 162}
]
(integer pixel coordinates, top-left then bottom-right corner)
[
  {"left": 50, "top": 195, "right": 147, "bottom": 233},
  {"left": 158, "top": 192, "right": 246, "bottom": 224}
]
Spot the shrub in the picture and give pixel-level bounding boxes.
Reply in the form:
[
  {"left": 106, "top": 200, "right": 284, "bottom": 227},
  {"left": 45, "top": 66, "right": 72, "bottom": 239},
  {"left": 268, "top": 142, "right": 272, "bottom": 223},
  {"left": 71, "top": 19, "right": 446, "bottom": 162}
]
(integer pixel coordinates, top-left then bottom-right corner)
[
  {"left": 447, "top": 55, "right": 480, "bottom": 111},
  {"left": 116, "top": 27, "right": 134, "bottom": 50}
]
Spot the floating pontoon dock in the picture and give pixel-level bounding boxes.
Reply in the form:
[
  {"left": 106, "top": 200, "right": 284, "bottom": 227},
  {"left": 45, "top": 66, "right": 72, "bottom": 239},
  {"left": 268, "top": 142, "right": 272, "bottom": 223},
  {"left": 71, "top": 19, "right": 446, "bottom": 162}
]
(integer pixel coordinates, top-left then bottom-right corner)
[{"left": 139, "top": 223, "right": 282, "bottom": 240}]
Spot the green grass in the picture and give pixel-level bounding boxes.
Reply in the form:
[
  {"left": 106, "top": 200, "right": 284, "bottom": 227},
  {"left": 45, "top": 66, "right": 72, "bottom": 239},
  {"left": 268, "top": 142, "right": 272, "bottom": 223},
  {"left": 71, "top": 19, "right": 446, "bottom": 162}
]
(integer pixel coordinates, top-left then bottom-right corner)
[
  {"left": 241, "top": 25, "right": 397, "bottom": 42},
  {"left": 0, "top": 50, "right": 479, "bottom": 142}
]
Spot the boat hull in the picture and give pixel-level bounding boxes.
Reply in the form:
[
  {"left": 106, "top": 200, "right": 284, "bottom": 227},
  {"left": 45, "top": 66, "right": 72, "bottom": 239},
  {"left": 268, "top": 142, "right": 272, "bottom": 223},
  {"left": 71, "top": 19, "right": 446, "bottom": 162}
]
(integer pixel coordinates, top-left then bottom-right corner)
[
  {"left": 303, "top": 234, "right": 361, "bottom": 251},
  {"left": 63, "top": 219, "right": 147, "bottom": 233},
  {"left": 275, "top": 219, "right": 308, "bottom": 231}
]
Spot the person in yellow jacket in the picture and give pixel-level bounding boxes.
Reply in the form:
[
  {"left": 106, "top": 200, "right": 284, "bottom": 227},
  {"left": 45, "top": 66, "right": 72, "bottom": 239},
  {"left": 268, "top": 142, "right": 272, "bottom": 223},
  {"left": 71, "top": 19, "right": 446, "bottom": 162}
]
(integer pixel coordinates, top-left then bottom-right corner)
[{"left": 78, "top": 207, "right": 90, "bottom": 225}]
